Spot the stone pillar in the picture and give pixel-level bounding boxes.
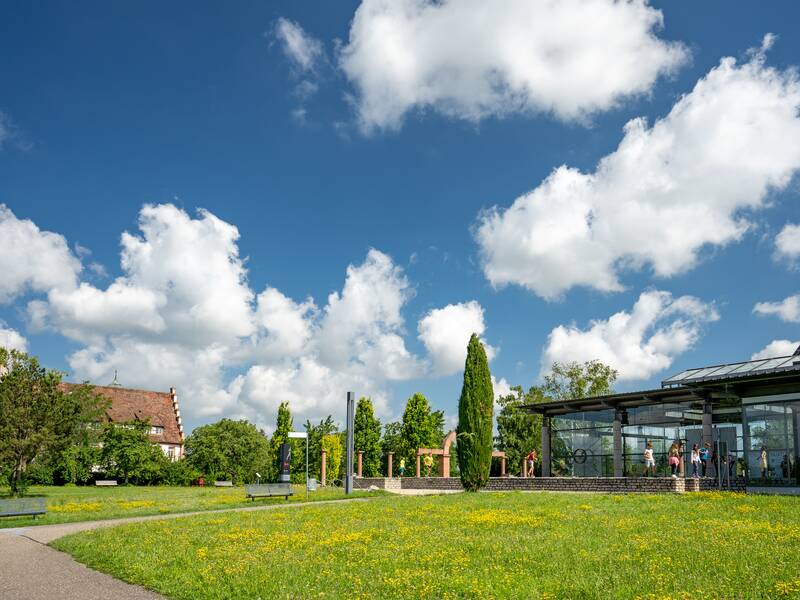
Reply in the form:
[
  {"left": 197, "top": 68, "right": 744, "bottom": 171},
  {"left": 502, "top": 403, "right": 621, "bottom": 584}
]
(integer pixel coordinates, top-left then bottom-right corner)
[
  {"left": 441, "top": 454, "right": 450, "bottom": 478},
  {"left": 613, "top": 409, "right": 623, "bottom": 478},
  {"left": 702, "top": 399, "right": 713, "bottom": 447},
  {"left": 321, "top": 450, "right": 327, "bottom": 485},
  {"left": 542, "top": 417, "right": 551, "bottom": 477},
  {"left": 387, "top": 452, "right": 394, "bottom": 478},
  {"left": 357, "top": 451, "right": 363, "bottom": 478},
  {"left": 416, "top": 453, "right": 421, "bottom": 478},
  {"left": 500, "top": 457, "right": 506, "bottom": 476}
]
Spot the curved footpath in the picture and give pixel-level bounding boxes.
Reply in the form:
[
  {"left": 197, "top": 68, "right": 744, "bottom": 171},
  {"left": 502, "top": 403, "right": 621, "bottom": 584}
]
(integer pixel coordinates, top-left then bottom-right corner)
[{"left": 0, "top": 497, "right": 370, "bottom": 600}]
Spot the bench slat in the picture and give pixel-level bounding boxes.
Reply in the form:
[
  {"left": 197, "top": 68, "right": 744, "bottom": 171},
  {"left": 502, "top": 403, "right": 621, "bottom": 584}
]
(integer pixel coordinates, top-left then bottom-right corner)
[
  {"left": 0, "top": 497, "right": 47, "bottom": 518},
  {"left": 244, "top": 483, "right": 294, "bottom": 499}
]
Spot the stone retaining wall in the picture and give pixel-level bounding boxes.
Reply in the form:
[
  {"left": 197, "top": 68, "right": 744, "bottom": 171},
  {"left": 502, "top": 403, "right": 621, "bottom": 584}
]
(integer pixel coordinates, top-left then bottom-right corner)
[
  {"left": 394, "top": 476, "right": 745, "bottom": 494},
  {"left": 353, "top": 477, "right": 401, "bottom": 491}
]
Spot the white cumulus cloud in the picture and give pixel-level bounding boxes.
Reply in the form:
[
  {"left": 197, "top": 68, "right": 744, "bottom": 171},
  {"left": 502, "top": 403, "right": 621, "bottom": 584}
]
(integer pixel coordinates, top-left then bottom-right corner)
[
  {"left": 339, "top": 0, "right": 687, "bottom": 132},
  {"left": 8, "top": 203, "right": 492, "bottom": 429},
  {"left": 0, "top": 325, "right": 27, "bottom": 352},
  {"left": 753, "top": 294, "right": 800, "bottom": 323},
  {"left": 417, "top": 300, "right": 495, "bottom": 375},
  {"left": 774, "top": 224, "right": 800, "bottom": 263},
  {"left": 0, "top": 204, "right": 82, "bottom": 303},
  {"left": 541, "top": 290, "right": 719, "bottom": 381},
  {"left": 476, "top": 40, "right": 800, "bottom": 299},
  {"left": 751, "top": 340, "right": 800, "bottom": 360}
]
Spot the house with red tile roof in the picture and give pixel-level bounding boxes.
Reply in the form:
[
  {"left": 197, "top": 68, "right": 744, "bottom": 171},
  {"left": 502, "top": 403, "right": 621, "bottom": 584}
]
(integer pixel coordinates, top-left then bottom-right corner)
[{"left": 61, "top": 380, "right": 185, "bottom": 461}]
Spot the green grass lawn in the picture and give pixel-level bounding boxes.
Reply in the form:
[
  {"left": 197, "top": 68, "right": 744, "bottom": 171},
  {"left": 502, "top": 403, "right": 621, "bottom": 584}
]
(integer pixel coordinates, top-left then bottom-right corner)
[
  {"left": 52, "top": 491, "right": 800, "bottom": 599},
  {"left": 0, "top": 484, "right": 378, "bottom": 528}
]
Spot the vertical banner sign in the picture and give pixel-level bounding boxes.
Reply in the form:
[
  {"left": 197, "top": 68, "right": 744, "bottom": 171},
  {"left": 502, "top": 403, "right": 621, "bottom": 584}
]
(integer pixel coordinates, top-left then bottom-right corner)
[
  {"left": 346, "top": 391, "right": 355, "bottom": 494},
  {"left": 279, "top": 443, "right": 292, "bottom": 483}
]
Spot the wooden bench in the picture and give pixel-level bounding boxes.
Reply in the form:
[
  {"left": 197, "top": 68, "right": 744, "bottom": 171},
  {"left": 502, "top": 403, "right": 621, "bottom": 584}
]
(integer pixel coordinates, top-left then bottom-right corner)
[
  {"left": 214, "top": 481, "right": 233, "bottom": 487},
  {"left": 245, "top": 483, "right": 293, "bottom": 501},
  {"left": 95, "top": 480, "right": 118, "bottom": 486},
  {"left": 0, "top": 497, "right": 47, "bottom": 519}
]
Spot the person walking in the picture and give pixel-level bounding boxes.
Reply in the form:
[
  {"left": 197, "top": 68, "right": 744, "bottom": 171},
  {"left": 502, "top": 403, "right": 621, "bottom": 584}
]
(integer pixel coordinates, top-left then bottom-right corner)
[
  {"left": 399, "top": 458, "right": 406, "bottom": 478},
  {"left": 700, "top": 443, "right": 710, "bottom": 477},
  {"left": 668, "top": 442, "right": 680, "bottom": 478},
  {"left": 423, "top": 452, "right": 434, "bottom": 477},
  {"left": 690, "top": 444, "right": 701, "bottom": 479},
  {"left": 526, "top": 449, "right": 537, "bottom": 478},
  {"left": 760, "top": 447, "right": 768, "bottom": 480},
  {"left": 643, "top": 442, "right": 655, "bottom": 477}
]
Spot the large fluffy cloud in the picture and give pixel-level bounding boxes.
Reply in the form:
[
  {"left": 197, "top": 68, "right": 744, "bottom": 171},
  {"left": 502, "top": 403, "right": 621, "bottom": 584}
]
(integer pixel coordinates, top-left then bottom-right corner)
[
  {"left": 417, "top": 300, "right": 495, "bottom": 375},
  {"left": 17, "top": 203, "right": 484, "bottom": 429},
  {"left": 751, "top": 340, "right": 800, "bottom": 360},
  {"left": 339, "top": 0, "right": 687, "bottom": 131},
  {"left": 753, "top": 294, "right": 800, "bottom": 323},
  {"left": 0, "top": 204, "right": 81, "bottom": 303},
  {"left": 541, "top": 290, "right": 719, "bottom": 381},
  {"left": 476, "top": 40, "right": 800, "bottom": 299}
]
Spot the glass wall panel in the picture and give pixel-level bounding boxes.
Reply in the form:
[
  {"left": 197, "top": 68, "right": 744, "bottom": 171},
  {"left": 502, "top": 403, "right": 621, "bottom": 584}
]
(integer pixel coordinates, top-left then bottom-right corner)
[
  {"left": 551, "top": 411, "right": 613, "bottom": 477},
  {"left": 744, "top": 400, "right": 800, "bottom": 486}
]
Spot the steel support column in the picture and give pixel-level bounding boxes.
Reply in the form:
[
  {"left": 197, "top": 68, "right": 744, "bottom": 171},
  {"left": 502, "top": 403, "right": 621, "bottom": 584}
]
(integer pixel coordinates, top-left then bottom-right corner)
[
  {"left": 541, "top": 417, "right": 551, "bottom": 478},
  {"left": 613, "top": 409, "right": 623, "bottom": 478}
]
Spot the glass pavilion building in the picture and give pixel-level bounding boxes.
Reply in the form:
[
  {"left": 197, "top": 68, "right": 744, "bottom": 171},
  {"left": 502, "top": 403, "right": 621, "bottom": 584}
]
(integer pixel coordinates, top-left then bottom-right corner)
[{"left": 525, "top": 351, "right": 800, "bottom": 488}]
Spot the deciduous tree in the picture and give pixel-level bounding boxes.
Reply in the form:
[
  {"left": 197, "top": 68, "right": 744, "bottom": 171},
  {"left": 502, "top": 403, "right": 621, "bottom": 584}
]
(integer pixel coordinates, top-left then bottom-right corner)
[
  {"left": 184, "top": 418, "right": 271, "bottom": 484},
  {"left": 0, "top": 348, "right": 106, "bottom": 495},
  {"left": 354, "top": 397, "right": 382, "bottom": 477}
]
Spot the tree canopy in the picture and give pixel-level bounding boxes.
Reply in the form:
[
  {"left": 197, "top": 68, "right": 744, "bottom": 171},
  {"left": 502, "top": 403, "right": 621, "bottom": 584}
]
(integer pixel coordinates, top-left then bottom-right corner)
[
  {"left": 398, "top": 393, "right": 445, "bottom": 468},
  {"left": 0, "top": 348, "right": 107, "bottom": 495},
  {"left": 496, "top": 386, "right": 544, "bottom": 476},
  {"left": 354, "top": 397, "right": 382, "bottom": 477},
  {"left": 184, "top": 418, "right": 271, "bottom": 484}
]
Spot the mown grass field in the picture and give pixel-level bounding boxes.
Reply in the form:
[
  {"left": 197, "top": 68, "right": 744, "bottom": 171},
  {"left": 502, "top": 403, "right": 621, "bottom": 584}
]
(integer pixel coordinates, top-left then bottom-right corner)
[
  {"left": 53, "top": 491, "right": 800, "bottom": 599},
  {"left": 0, "top": 485, "right": 378, "bottom": 528}
]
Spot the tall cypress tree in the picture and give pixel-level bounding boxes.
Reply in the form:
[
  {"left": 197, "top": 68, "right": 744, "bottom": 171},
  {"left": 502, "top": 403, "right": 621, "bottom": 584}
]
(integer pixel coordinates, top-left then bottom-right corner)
[{"left": 457, "top": 334, "right": 494, "bottom": 491}]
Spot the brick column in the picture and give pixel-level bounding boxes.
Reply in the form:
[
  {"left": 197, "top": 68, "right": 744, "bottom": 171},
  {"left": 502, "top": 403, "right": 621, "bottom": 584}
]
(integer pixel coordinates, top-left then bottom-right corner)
[
  {"left": 500, "top": 457, "right": 506, "bottom": 476},
  {"left": 521, "top": 457, "right": 527, "bottom": 478},
  {"left": 321, "top": 450, "right": 327, "bottom": 485},
  {"left": 387, "top": 452, "right": 394, "bottom": 478},
  {"left": 542, "top": 417, "right": 551, "bottom": 477},
  {"left": 357, "top": 451, "right": 363, "bottom": 478},
  {"left": 441, "top": 454, "right": 450, "bottom": 477},
  {"left": 613, "top": 409, "right": 623, "bottom": 477},
  {"left": 416, "top": 454, "right": 421, "bottom": 478}
]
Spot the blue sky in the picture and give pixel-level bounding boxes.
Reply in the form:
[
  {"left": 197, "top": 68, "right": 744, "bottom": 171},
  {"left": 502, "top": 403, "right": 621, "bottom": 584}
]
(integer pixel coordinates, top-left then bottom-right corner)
[{"left": 2, "top": 1, "right": 800, "bottom": 432}]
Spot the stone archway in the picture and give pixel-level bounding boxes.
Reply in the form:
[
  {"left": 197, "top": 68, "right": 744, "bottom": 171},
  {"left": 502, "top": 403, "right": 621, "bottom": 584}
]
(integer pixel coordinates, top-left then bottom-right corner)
[
  {"left": 416, "top": 430, "right": 457, "bottom": 477},
  {"left": 416, "top": 431, "right": 506, "bottom": 477}
]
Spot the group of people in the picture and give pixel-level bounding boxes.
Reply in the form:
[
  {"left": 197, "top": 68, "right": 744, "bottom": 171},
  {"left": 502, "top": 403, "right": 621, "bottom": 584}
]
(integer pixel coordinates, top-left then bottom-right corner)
[{"left": 643, "top": 440, "right": 747, "bottom": 478}]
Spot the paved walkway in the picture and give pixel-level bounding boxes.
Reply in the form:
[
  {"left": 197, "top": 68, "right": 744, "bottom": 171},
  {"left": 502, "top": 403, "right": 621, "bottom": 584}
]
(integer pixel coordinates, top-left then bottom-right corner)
[{"left": 0, "top": 497, "right": 369, "bottom": 600}]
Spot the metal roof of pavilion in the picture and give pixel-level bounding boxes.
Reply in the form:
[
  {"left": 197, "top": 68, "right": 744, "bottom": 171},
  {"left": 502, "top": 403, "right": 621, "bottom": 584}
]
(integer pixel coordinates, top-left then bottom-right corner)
[
  {"left": 660, "top": 352, "right": 800, "bottom": 387},
  {"left": 521, "top": 386, "right": 706, "bottom": 416}
]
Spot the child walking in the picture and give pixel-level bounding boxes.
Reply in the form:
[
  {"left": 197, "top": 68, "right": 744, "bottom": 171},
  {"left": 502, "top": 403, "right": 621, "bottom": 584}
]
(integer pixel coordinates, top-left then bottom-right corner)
[
  {"left": 691, "top": 444, "right": 701, "bottom": 478},
  {"left": 643, "top": 442, "right": 655, "bottom": 477}
]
